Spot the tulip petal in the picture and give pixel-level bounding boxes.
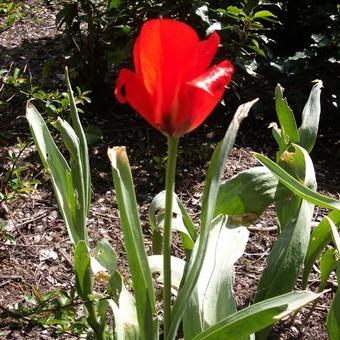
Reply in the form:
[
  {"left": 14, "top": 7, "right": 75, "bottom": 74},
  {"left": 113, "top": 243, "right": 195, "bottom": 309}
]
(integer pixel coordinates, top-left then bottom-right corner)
[
  {"left": 114, "top": 69, "right": 153, "bottom": 124},
  {"left": 135, "top": 19, "right": 200, "bottom": 114},
  {"left": 174, "top": 61, "right": 234, "bottom": 137},
  {"left": 189, "top": 32, "right": 220, "bottom": 79}
]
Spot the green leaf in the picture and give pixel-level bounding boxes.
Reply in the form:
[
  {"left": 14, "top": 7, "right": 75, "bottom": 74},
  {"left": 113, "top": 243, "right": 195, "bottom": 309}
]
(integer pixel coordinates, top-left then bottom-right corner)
[
  {"left": 26, "top": 101, "right": 78, "bottom": 244},
  {"left": 253, "top": 10, "right": 277, "bottom": 19},
  {"left": 149, "top": 191, "right": 195, "bottom": 252},
  {"left": 214, "top": 166, "right": 278, "bottom": 219},
  {"left": 65, "top": 67, "right": 91, "bottom": 217},
  {"left": 255, "top": 144, "right": 316, "bottom": 338},
  {"left": 52, "top": 117, "right": 87, "bottom": 242},
  {"left": 108, "top": 147, "right": 157, "bottom": 340},
  {"left": 275, "top": 84, "right": 299, "bottom": 145},
  {"left": 108, "top": 0, "right": 122, "bottom": 10},
  {"left": 183, "top": 215, "right": 249, "bottom": 339},
  {"left": 329, "top": 216, "right": 340, "bottom": 252},
  {"left": 254, "top": 151, "right": 340, "bottom": 211},
  {"left": 255, "top": 199, "right": 314, "bottom": 302},
  {"left": 168, "top": 99, "right": 258, "bottom": 340},
  {"left": 226, "top": 5, "right": 245, "bottom": 17},
  {"left": 148, "top": 255, "right": 186, "bottom": 296},
  {"left": 108, "top": 272, "right": 140, "bottom": 339},
  {"left": 326, "top": 261, "right": 340, "bottom": 340},
  {"left": 303, "top": 211, "right": 340, "bottom": 288},
  {"left": 193, "top": 291, "right": 321, "bottom": 340},
  {"left": 319, "top": 248, "right": 337, "bottom": 292},
  {"left": 94, "top": 238, "right": 117, "bottom": 275},
  {"left": 298, "top": 80, "right": 323, "bottom": 153},
  {"left": 74, "top": 241, "right": 92, "bottom": 299},
  {"left": 274, "top": 144, "right": 316, "bottom": 231}
]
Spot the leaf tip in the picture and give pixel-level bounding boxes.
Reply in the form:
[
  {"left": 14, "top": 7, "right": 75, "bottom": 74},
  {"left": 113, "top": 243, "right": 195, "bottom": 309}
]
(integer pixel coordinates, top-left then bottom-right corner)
[{"left": 107, "top": 146, "right": 127, "bottom": 168}]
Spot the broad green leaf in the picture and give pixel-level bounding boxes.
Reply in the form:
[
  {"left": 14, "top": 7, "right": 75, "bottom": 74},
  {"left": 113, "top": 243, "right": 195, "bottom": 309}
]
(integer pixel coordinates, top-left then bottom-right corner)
[
  {"left": 168, "top": 99, "right": 258, "bottom": 340},
  {"left": 108, "top": 147, "right": 157, "bottom": 340},
  {"left": 254, "top": 151, "right": 340, "bottom": 211},
  {"left": 275, "top": 84, "right": 299, "bottom": 145},
  {"left": 26, "top": 101, "right": 79, "bottom": 244},
  {"left": 183, "top": 215, "right": 249, "bottom": 339},
  {"left": 253, "top": 10, "right": 277, "bottom": 19},
  {"left": 94, "top": 238, "right": 117, "bottom": 275},
  {"left": 326, "top": 262, "right": 340, "bottom": 340},
  {"left": 148, "top": 255, "right": 186, "bottom": 296},
  {"left": 303, "top": 210, "right": 340, "bottom": 288},
  {"left": 193, "top": 291, "right": 321, "bottom": 340},
  {"left": 108, "top": 272, "right": 140, "bottom": 340},
  {"left": 275, "top": 144, "right": 316, "bottom": 231},
  {"left": 214, "top": 166, "right": 278, "bottom": 219},
  {"left": 149, "top": 191, "right": 194, "bottom": 252},
  {"left": 319, "top": 248, "right": 337, "bottom": 292},
  {"left": 255, "top": 144, "right": 316, "bottom": 338},
  {"left": 255, "top": 199, "right": 314, "bottom": 302},
  {"left": 74, "top": 241, "right": 92, "bottom": 299},
  {"left": 226, "top": 5, "right": 245, "bottom": 17},
  {"left": 298, "top": 80, "right": 323, "bottom": 153}
]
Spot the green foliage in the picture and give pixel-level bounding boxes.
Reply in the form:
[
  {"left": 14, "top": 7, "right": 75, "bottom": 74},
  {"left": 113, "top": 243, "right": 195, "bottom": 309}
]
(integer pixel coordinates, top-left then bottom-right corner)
[
  {"left": 0, "top": 288, "right": 91, "bottom": 337},
  {"left": 0, "top": 1, "right": 29, "bottom": 33},
  {"left": 0, "top": 65, "right": 91, "bottom": 122},
  {"left": 22, "top": 57, "right": 339, "bottom": 339},
  {"left": 0, "top": 140, "right": 40, "bottom": 201}
]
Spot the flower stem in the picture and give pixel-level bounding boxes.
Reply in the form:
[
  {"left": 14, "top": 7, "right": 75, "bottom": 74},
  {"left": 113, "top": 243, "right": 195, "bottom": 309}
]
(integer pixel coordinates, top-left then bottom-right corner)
[{"left": 163, "top": 136, "right": 179, "bottom": 339}]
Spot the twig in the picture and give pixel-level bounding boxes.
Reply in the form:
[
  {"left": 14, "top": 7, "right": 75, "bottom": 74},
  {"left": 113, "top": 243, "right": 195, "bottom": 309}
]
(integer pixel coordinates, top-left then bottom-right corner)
[
  {"left": 56, "top": 246, "right": 73, "bottom": 267},
  {"left": 248, "top": 225, "right": 277, "bottom": 232},
  {"left": 14, "top": 210, "right": 48, "bottom": 227},
  {"left": 0, "top": 275, "right": 22, "bottom": 280}
]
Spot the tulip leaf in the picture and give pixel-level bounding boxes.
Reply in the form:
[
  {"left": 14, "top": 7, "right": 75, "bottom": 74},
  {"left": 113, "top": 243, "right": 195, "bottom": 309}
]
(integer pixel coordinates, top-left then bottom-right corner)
[
  {"left": 65, "top": 67, "right": 91, "bottom": 216},
  {"left": 26, "top": 101, "right": 80, "bottom": 244},
  {"left": 255, "top": 199, "right": 314, "bottom": 301},
  {"left": 108, "top": 272, "right": 140, "bottom": 340},
  {"left": 52, "top": 117, "right": 87, "bottom": 242},
  {"left": 329, "top": 216, "right": 340, "bottom": 252},
  {"left": 149, "top": 191, "right": 195, "bottom": 253},
  {"left": 108, "top": 146, "right": 157, "bottom": 340},
  {"left": 275, "top": 84, "right": 299, "bottom": 145},
  {"left": 148, "top": 255, "right": 186, "bottom": 296},
  {"left": 254, "top": 151, "right": 340, "bottom": 211},
  {"left": 168, "top": 98, "right": 258, "bottom": 340},
  {"left": 74, "top": 240, "right": 92, "bottom": 299},
  {"left": 193, "top": 291, "right": 321, "bottom": 340},
  {"left": 255, "top": 144, "right": 316, "bottom": 338},
  {"left": 93, "top": 239, "right": 117, "bottom": 275},
  {"left": 302, "top": 210, "right": 340, "bottom": 288},
  {"left": 274, "top": 144, "right": 316, "bottom": 231},
  {"left": 214, "top": 166, "right": 278, "bottom": 219},
  {"left": 183, "top": 215, "right": 249, "bottom": 339},
  {"left": 298, "top": 80, "right": 323, "bottom": 153},
  {"left": 326, "top": 262, "right": 340, "bottom": 340},
  {"left": 319, "top": 248, "right": 337, "bottom": 292}
]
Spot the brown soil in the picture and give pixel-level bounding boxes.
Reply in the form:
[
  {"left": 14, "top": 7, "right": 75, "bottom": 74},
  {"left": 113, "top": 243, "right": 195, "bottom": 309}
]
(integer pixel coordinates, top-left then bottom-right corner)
[{"left": 0, "top": 1, "right": 339, "bottom": 339}]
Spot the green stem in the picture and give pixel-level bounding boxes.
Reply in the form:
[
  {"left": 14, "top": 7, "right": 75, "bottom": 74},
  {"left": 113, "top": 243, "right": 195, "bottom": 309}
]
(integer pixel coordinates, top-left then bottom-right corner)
[
  {"left": 163, "top": 136, "right": 179, "bottom": 339},
  {"left": 86, "top": 302, "right": 105, "bottom": 340}
]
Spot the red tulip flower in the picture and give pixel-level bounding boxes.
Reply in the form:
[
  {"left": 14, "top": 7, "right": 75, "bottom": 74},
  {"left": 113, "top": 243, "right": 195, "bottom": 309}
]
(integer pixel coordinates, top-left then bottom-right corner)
[{"left": 115, "top": 19, "right": 234, "bottom": 138}]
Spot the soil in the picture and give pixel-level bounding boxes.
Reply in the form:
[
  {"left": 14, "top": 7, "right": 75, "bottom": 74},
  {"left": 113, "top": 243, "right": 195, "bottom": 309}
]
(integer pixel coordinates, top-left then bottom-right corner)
[{"left": 0, "top": 1, "right": 339, "bottom": 339}]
